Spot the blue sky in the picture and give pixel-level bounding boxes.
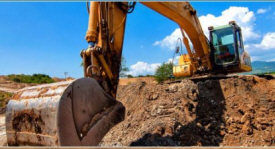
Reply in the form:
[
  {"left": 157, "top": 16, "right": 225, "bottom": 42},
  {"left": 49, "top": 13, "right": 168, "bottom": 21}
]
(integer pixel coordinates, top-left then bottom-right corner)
[{"left": 1, "top": 2, "right": 275, "bottom": 78}]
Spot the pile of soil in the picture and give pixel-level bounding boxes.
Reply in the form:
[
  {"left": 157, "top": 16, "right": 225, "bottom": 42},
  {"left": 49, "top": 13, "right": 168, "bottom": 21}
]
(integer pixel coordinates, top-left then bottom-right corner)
[
  {"left": 0, "top": 76, "right": 34, "bottom": 90},
  {"left": 119, "top": 77, "right": 156, "bottom": 85},
  {"left": 100, "top": 75, "right": 275, "bottom": 147}
]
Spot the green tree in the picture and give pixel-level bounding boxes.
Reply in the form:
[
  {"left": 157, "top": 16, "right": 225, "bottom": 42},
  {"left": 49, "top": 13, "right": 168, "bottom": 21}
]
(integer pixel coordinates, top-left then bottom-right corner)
[
  {"left": 154, "top": 62, "right": 173, "bottom": 84},
  {"left": 120, "top": 56, "right": 129, "bottom": 77},
  {"left": 138, "top": 75, "right": 144, "bottom": 77},
  {"left": 146, "top": 74, "right": 154, "bottom": 77},
  {"left": 127, "top": 74, "right": 133, "bottom": 78}
]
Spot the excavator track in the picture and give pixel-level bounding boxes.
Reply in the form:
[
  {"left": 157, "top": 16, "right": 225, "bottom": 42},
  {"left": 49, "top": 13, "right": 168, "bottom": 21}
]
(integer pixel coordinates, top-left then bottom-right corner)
[
  {"left": 165, "top": 74, "right": 236, "bottom": 84},
  {"left": 166, "top": 74, "right": 275, "bottom": 85},
  {"left": 6, "top": 78, "right": 125, "bottom": 146},
  {"left": 188, "top": 74, "right": 239, "bottom": 83},
  {"left": 190, "top": 74, "right": 275, "bottom": 82}
]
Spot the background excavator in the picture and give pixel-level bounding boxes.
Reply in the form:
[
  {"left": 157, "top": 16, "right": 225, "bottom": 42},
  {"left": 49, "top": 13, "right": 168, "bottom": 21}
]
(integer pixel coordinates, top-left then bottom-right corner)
[{"left": 5, "top": 2, "right": 251, "bottom": 146}]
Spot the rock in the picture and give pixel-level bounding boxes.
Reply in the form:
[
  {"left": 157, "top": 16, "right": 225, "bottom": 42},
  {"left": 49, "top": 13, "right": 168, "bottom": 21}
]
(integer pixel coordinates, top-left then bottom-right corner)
[
  {"left": 253, "top": 76, "right": 264, "bottom": 83},
  {"left": 242, "top": 121, "right": 253, "bottom": 135},
  {"left": 159, "top": 106, "right": 165, "bottom": 109},
  {"left": 220, "top": 130, "right": 226, "bottom": 136},
  {"left": 152, "top": 93, "right": 159, "bottom": 100},
  {"left": 139, "top": 81, "right": 146, "bottom": 89},
  {"left": 241, "top": 114, "right": 250, "bottom": 124},
  {"left": 157, "top": 109, "right": 162, "bottom": 114},
  {"left": 148, "top": 92, "right": 159, "bottom": 100},
  {"left": 126, "top": 123, "right": 131, "bottom": 128},
  {"left": 196, "top": 122, "right": 202, "bottom": 127},
  {"left": 168, "top": 85, "right": 178, "bottom": 93}
]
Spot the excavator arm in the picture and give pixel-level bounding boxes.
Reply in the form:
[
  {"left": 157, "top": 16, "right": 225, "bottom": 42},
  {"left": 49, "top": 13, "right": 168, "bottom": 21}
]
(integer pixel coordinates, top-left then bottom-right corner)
[
  {"left": 82, "top": 2, "right": 212, "bottom": 98},
  {"left": 82, "top": 2, "right": 129, "bottom": 99}
]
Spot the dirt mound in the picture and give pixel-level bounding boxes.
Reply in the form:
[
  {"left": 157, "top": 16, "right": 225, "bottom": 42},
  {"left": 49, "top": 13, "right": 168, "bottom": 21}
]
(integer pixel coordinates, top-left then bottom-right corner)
[
  {"left": 100, "top": 75, "right": 275, "bottom": 147},
  {"left": 52, "top": 77, "right": 75, "bottom": 82},
  {"left": 119, "top": 77, "right": 156, "bottom": 85},
  {"left": 0, "top": 76, "right": 35, "bottom": 90}
]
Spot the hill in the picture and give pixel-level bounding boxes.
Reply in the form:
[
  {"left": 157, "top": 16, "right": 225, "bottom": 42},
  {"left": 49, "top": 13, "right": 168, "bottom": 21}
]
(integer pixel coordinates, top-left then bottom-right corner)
[
  {"left": 6, "top": 74, "right": 55, "bottom": 84},
  {"left": 0, "top": 74, "right": 74, "bottom": 113},
  {"left": 242, "top": 61, "right": 275, "bottom": 75}
]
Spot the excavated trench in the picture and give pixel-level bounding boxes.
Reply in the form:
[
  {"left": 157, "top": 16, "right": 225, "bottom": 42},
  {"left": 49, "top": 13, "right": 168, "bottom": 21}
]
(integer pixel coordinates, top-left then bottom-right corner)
[{"left": 100, "top": 75, "right": 275, "bottom": 147}]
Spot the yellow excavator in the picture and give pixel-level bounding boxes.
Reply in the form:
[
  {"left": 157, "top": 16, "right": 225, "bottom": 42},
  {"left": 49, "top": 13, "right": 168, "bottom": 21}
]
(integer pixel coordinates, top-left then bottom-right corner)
[{"left": 5, "top": 2, "right": 251, "bottom": 146}]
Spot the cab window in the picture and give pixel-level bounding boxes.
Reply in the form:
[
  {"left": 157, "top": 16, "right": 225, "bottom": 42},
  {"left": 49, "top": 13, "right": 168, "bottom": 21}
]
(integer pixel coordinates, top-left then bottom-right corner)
[
  {"left": 211, "top": 27, "right": 236, "bottom": 65},
  {"left": 236, "top": 31, "right": 244, "bottom": 54}
]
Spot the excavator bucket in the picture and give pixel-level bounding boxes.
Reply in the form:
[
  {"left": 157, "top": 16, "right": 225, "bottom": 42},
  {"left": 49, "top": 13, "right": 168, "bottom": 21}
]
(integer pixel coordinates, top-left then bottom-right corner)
[{"left": 5, "top": 78, "right": 125, "bottom": 146}]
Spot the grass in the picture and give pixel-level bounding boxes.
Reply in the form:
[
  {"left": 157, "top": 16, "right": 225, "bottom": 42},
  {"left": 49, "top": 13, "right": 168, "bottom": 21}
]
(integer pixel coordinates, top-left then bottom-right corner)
[
  {"left": 7, "top": 74, "right": 55, "bottom": 84},
  {"left": 254, "top": 71, "right": 275, "bottom": 75},
  {"left": 0, "top": 91, "right": 13, "bottom": 108}
]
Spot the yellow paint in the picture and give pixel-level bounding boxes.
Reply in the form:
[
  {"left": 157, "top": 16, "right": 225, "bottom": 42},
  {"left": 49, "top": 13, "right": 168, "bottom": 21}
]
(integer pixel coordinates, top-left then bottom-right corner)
[
  {"left": 173, "top": 54, "right": 193, "bottom": 77},
  {"left": 85, "top": 2, "right": 99, "bottom": 43},
  {"left": 240, "top": 63, "right": 252, "bottom": 72}
]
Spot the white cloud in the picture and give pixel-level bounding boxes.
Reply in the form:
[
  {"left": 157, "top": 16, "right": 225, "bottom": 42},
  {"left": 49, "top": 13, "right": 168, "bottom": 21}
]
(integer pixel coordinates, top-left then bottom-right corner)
[
  {"left": 254, "top": 32, "right": 275, "bottom": 50},
  {"left": 199, "top": 6, "right": 259, "bottom": 41},
  {"left": 257, "top": 8, "right": 268, "bottom": 14},
  {"left": 167, "top": 56, "right": 180, "bottom": 64},
  {"left": 153, "top": 28, "right": 183, "bottom": 50},
  {"left": 127, "top": 61, "right": 161, "bottom": 76},
  {"left": 250, "top": 56, "right": 260, "bottom": 62},
  {"left": 244, "top": 32, "right": 275, "bottom": 61},
  {"left": 268, "top": 57, "right": 275, "bottom": 61},
  {"left": 127, "top": 56, "right": 182, "bottom": 76},
  {"left": 246, "top": 32, "right": 275, "bottom": 54},
  {"left": 250, "top": 55, "right": 275, "bottom": 62},
  {"left": 154, "top": 6, "right": 260, "bottom": 50}
]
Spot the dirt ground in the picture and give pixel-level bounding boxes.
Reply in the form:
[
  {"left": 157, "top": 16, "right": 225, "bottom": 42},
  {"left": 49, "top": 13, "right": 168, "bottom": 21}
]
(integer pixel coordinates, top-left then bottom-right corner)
[
  {"left": 100, "top": 75, "right": 275, "bottom": 147},
  {"left": 0, "top": 76, "right": 35, "bottom": 91},
  {"left": 0, "top": 75, "right": 274, "bottom": 146},
  {"left": 0, "top": 115, "right": 6, "bottom": 146},
  {"left": 0, "top": 76, "right": 32, "bottom": 146},
  {"left": 119, "top": 77, "right": 156, "bottom": 85}
]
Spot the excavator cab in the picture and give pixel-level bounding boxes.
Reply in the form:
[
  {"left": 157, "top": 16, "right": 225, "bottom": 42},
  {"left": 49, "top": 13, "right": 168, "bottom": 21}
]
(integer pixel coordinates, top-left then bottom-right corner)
[
  {"left": 173, "top": 21, "right": 252, "bottom": 78},
  {"left": 209, "top": 21, "right": 252, "bottom": 73}
]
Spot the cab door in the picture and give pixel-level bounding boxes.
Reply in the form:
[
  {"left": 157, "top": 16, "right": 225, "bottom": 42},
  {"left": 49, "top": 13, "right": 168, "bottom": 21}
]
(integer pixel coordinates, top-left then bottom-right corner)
[{"left": 236, "top": 30, "right": 252, "bottom": 71}]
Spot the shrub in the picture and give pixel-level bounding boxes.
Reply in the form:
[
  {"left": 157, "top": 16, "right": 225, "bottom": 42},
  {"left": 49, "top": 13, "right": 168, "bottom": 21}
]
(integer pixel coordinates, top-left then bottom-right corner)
[
  {"left": 154, "top": 62, "right": 173, "bottom": 84},
  {"left": 0, "top": 91, "right": 13, "bottom": 108},
  {"left": 127, "top": 74, "right": 133, "bottom": 78},
  {"left": 7, "top": 74, "right": 55, "bottom": 84}
]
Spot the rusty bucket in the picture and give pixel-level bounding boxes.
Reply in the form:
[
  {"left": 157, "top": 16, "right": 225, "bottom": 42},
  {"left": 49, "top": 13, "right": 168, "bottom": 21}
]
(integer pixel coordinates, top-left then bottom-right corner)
[{"left": 5, "top": 78, "right": 125, "bottom": 146}]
